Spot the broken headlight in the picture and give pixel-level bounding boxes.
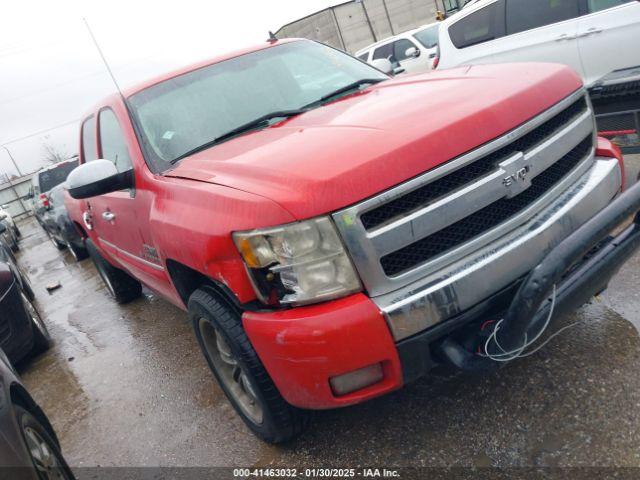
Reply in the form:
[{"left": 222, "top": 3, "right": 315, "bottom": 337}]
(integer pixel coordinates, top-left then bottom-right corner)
[{"left": 233, "top": 217, "right": 362, "bottom": 306}]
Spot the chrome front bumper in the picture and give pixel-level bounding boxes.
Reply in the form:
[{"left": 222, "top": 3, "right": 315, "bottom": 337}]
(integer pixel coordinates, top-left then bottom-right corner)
[{"left": 373, "top": 157, "right": 622, "bottom": 341}]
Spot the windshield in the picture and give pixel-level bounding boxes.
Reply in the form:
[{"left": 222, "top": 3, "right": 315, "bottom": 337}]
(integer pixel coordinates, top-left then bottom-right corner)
[
  {"left": 128, "top": 41, "right": 388, "bottom": 170},
  {"left": 413, "top": 25, "right": 439, "bottom": 49},
  {"left": 38, "top": 161, "right": 78, "bottom": 193}
]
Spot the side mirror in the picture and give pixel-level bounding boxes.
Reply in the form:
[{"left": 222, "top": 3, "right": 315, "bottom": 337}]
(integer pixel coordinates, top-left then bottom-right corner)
[
  {"left": 0, "top": 223, "right": 6, "bottom": 234},
  {"left": 370, "top": 58, "right": 394, "bottom": 75},
  {"left": 405, "top": 47, "right": 420, "bottom": 59},
  {"left": 67, "top": 160, "right": 134, "bottom": 200}
]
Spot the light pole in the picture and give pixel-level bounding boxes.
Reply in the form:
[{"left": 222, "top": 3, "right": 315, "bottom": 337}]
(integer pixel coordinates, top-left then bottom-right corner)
[{"left": 1, "top": 145, "right": 29, "bottom": 216}]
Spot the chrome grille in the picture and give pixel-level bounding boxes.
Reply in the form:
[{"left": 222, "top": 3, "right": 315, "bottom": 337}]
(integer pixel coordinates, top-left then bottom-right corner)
[
  {"left": 380, "top": 136, "right": 592, "bottom": 276},
  {"left": 361, "top": 97, "right": 588, "bottom": 231},
  {"left": 333, "top": 89, "right": 596, "bottom": 297}
]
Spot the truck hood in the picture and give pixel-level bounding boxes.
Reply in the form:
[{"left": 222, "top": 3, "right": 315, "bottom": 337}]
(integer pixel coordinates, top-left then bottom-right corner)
[{"left": 165, "top": 63, "right": 583, "bottom": 220}]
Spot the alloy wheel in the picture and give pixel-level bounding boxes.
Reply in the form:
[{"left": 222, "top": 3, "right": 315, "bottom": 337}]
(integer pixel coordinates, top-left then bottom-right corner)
[
  {"left": 22, "top": 426, "right": 68, "bottom": 479},
  {"left": 198, "top": 318, "right": 264, "bottom": 425}
]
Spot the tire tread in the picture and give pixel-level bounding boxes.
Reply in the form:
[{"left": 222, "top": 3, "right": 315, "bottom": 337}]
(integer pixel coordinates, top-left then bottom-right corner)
[{"left": 189, "top": 287, "right": 309, "bottom": 443}]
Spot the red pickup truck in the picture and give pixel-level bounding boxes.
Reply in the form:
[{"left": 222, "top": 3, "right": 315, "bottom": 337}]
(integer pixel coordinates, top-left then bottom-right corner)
[{"left": 65, "top": 39, "right": 640, "bottom": 443}]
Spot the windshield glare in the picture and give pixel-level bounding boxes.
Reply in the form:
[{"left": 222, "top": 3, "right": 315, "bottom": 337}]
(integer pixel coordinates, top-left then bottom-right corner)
[{"left": 128, "top": 41, "right": 388, "bottom": 170}]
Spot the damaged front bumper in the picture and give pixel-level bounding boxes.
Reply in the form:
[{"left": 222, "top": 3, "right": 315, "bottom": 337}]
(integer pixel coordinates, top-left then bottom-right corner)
[
  {"left": 400, "top": 161, "right": 640, "bottom": 378},
  {"left": 375, "top": 156, "right": 623, "bottom": 342}
]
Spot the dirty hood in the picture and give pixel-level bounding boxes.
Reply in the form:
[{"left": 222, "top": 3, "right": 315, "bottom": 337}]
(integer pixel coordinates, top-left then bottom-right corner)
[{"left": 165, "top": 63, "right": 583, "bottom": 220}]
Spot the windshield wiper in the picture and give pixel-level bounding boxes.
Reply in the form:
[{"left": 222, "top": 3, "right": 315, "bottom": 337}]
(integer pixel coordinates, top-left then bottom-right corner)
[
  {"left": 303, "top": 78, "right": 386, "bottom": 109},
  {"left": 170, "top": 109, "right": 309, "bottom": 164}
]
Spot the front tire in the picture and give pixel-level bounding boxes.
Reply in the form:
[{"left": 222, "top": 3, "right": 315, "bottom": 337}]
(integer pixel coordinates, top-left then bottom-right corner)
[
  {"left": 66, "top": 240, "right": 89, "bottom": 262},
  {"left": 9, "top": 232, "right": 19, "bottom": 252},
  {"left": 21, "top": 290, "right": 51, "bottom": 357},
  {"left": 86, "top": 239, "right": 142, "bottom": 304},
  {"left": 15, "top": 405, "right": 75, "bottom": 479},
  {"left": 46, "top": 229, "right": 66, "bottom": 251},
  {"left": 189, "top": 287, "right": 309, "bottom": 443}
]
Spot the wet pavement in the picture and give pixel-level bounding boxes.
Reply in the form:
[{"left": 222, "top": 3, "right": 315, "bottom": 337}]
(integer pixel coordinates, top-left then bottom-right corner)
[{"left": 11, "top": 154, "right": 640, "bottom": 469}]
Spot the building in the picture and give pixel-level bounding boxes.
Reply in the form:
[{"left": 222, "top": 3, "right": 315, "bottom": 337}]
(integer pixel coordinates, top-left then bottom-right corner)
[
  {"left": 0, "top": 173, "right": 34, "bottom": 220},
  {"left": 274, "top": 0, "right": 467, "bottom": 54}
]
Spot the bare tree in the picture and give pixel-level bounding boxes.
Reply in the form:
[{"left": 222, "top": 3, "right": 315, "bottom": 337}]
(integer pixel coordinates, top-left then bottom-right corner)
[{"left": 42, "top": 142, "right": 69, "bottom": 164}]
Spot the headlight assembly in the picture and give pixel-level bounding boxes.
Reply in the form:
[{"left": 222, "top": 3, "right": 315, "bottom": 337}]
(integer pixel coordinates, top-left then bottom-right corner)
[{"left": 233, "top": 217, "right": 362, "bottom": 306}]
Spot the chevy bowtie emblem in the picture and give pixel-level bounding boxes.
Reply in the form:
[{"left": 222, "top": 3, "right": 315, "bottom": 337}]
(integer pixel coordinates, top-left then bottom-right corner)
[{"left": 500, "top": 152, "right": 533, "bottom": 198}]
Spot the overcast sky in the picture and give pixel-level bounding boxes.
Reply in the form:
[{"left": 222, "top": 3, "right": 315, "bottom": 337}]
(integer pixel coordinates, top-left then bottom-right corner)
[{"left": 0, "top": 0, "right": 339, "bottom": 177}]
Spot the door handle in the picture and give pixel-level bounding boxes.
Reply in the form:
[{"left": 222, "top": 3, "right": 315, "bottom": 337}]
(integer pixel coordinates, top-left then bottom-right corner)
[
  {"left": 578, "top": 27, "right": 604, "bottom": 38},
  {"left": 102, "top": 211, "right": 116, "bottom": 222},
  {"left": 555, "top": 33, "right": 573, "bottom": 41}
]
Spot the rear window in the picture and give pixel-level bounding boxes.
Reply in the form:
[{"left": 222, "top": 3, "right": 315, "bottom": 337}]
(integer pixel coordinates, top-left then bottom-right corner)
[
  {"left": 506, "top": 0, "right": 580, "bottom": 35},
  {"left": 38, "top": 161, "right": 79, "bottom": 193},
  {"left": 449, "top": 2, "right": 502, "bottom": 49}
]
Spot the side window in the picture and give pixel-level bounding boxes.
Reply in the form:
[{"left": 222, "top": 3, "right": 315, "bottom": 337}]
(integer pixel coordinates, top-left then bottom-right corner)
[
  {"left": 98, "top": 108, "right": 133, "bottom": 173},
  {"left": 393, "top": 39, "right": 419, "bottom": 61},
  {"left": 588, "top": 0, "right": 633, "bottom": 12},
  {"left": 443, "top": 0, "right": 461, "bottom": 13},
  {"left": 357, "top": 53, "right": 369, "bottom": 61},
  {"left": 506, "top": 0, "right": 580, "bottom": 35},
  {"left": 449, "top": 3, "right": 502, "bottom": 49},
  {"left": 413, "top": 26, "right": 439, "bottom": 49},
  {"left": 81, "top": 117, "right": 97, "bottom": 163},
  {"left": 372, "top": 43, "right": 394, "bottom": 61}
]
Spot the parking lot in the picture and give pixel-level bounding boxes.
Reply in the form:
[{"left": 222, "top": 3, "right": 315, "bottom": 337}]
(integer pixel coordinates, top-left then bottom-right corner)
[{"left": 8, "top": 155, "right": 640, "bottom": 469}]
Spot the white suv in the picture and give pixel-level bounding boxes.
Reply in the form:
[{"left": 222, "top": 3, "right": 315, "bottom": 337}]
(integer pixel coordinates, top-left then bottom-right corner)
[
  {"left": 436, "top": 0, "right": 640, "bottom": 87},
  {"left": 356, "top": 23, "right": 440, "bottom": 75}
]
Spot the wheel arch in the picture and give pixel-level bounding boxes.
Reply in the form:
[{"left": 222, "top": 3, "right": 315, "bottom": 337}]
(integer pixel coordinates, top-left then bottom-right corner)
[
  {"left": 10, "top": 382, "right": 60, "bottom": 447},
  {"left": 72, "top": 220, "right": 88, "bottom": 239},
  {"left": 165, "top": 259, "right": 242, "bottom": 312}
]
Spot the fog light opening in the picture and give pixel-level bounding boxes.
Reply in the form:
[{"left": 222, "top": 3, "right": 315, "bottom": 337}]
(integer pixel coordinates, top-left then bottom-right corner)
[{"left": 329, "top": 363, "right": 384, "bottom": 397}]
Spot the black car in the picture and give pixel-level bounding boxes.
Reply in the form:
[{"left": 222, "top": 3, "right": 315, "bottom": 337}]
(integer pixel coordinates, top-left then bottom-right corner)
[
  {"left": 0, "top": 348, "right": 74, "bottom": 479},
  {"left": 41, "top": 186, "right": 88, "bottom": 261},
  {"left": 0, "top": 219, "right": 19, "bottom": 253},
  {"left": 0, "top": 224, "right": 50, "bottom": 365}
]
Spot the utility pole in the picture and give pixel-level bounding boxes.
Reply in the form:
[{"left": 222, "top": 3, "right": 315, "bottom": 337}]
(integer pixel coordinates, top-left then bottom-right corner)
[
  {"left": 2, "top": 145, "right": 23, "bottom": 177},
  {"left": 1, "top": 145, "right": 29, "bottom": 216}
]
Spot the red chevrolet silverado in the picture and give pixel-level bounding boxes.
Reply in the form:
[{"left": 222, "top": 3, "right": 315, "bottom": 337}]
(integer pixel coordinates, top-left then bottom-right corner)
[{"left": 65, "top": 39, "right": 640, "bottom": 443}]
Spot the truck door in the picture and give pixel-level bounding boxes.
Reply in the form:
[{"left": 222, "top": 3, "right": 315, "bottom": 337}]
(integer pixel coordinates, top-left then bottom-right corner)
[
  {"left": 491, "top": 0, "right": 584, "bottom": 78},
  {"left": 87, "top": 108, "right": 145, "bottom": 276},
  {"left": 577, "top": 0, "right": 640, "bottom": 87}
]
